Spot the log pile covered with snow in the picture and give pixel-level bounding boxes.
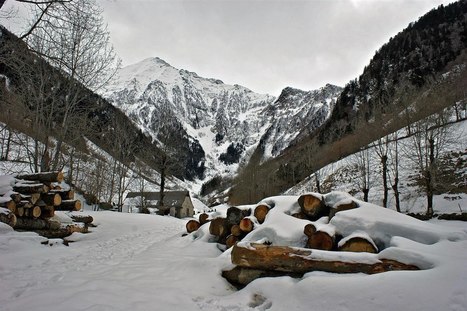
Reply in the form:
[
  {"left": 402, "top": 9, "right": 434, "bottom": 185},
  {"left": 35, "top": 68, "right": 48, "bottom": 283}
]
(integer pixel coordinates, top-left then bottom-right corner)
[
  {"left": 186, "top": 191, "right": 467, "bottom": 287},
  {"left": 0, "top": 172, "right": 92, "bottom": 239}
]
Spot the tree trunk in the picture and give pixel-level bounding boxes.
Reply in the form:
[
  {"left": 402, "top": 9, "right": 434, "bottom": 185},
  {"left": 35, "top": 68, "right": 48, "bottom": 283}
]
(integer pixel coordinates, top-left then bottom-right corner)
[
  {"left": 392, "top": 179, "right": 401, "bottom": 213},
  {"left": 159, "top": 164, "right": 166, "bottom": 211},
  {"left": 363, "top": 188, "right": 369, "bottom": 202},
  {"left": 381, "top": 155, "right": 388, "bottom": 208},
  {"left": 231, "top": 244, "right": 419, "bottom": 275}
]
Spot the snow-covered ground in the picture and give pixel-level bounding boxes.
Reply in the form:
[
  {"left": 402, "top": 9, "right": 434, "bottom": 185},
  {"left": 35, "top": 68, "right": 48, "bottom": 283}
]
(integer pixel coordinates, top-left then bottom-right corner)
[{"left": 1, "top": 193, "right": 467, "bottom": 311}]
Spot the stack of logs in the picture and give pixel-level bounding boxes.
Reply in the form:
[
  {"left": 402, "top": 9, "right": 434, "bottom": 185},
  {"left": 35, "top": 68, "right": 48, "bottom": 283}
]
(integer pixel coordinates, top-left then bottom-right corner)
[
  {"left": 186, "top": 193, "right": 365, "bottom": 251},
  {"left": 185, "top": 193, "right": 421, "bottom": 287},
  {"left": 186, "top": 205, "right": 257, "bottom": 249},
  {"left": 0, "top": 171, "right": 91, "bottom": 239}
]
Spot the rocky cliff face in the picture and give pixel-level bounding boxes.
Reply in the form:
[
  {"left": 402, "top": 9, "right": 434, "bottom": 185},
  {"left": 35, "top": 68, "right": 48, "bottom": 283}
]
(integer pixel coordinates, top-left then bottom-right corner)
[{"left": 105, "top": 57, "right": 341, "bottom": 188}]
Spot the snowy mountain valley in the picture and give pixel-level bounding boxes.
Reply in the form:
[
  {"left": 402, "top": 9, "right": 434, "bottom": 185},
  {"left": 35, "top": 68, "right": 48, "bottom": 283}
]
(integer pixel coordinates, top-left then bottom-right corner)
[{"left": 104, "top": 57, "right": 342, "bottom": 194}]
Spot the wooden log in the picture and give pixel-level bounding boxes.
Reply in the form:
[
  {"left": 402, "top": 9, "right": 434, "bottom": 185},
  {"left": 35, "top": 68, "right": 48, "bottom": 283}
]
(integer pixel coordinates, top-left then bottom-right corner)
[
  {"left": 40, "top": 206, "right": 55, "bottom": 218},
  {"left": 339, "top": 236, "right": 378, "bottom": 253},
  {"left": 0, "top": 210, "right": 17, "bottom": 227},
  {"left": 186, "top": 219, "right": 201, "bottom": 233},
  {"left": 222, "top": 266, "right": 303, "bottom": 288},
  {"left": 254, "top": 204, "right": 270, "bottom": 224},
  {"left": 49, "top": 189, "right": 74, "bottom": 200},
  {"left": 17, "top": 171, "right": 64, "bottom": 183},
  {"left": 14, "top": 217, "right": 60, "bottom": 230},
  {"left": 231, "top": 244, "right": 419, "bottom": 275},
  {"left": 209, "top": 217, "right": 228, "bottom": 237},
  {"left": 198, "top": 213, "right": 209, "bottom": 225},
  {"left": 231, "top": 224, "right": 242, "bottom": 237},
  {"left": 303, "top": 223, "right": 317, "bottom": 237},
  {"left": 329, "top": 201, "right": 359, "bottom": 219},
  {"left": 15, "top": 207, "right": 25, "bottom": 217},
  {"left": 239, "top": 218, "right": 254, "bottom": 233},
  {"left": 13, "top": 184, "right": 49, "bottom": 194},
  {"left": 291, "top": 212, "right": 307, "bottom": 219},
  {"left": 42, "top": 193, "right": 62, "bottom": 206},
  {"left": 298, "top": 193, "right": 329, "bottom": 220},
  {"left": 226, "top": 235, "right": 239, "bottom": 249},
  {"left": 10, "top": 193, "right": 22, "bottom": 203},
  {"left": 17, "top": 200, "right": 33, "bottom": 209},
  {"left": 22, "top": 193, "right": 41, "bottom": 205},
  {"left": 306, "top": 230, "right": 335, "bottom": 251},
  {"left": 226, "top": 206, "right": 251, "bottom": 228},
  {"left": 69, "top": 214, "right": 93, "bottom": 224},
  {"left": 0, "top": 200, "right": 16, "bottom": 213},
  {"left": 24, "top": 206, "right": 41, "bottom": 218},
  {"left": 33, "top": 223, "right": 88, "bottom": 239},
  {"left": 56, "top": 200, "right": 81, "bottom": 211}
]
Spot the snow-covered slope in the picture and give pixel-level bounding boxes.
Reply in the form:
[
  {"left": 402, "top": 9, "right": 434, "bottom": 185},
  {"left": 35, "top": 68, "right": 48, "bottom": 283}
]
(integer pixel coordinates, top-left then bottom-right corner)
[{"left": 105, "top": 57, "right": 342, "bottom": 191}]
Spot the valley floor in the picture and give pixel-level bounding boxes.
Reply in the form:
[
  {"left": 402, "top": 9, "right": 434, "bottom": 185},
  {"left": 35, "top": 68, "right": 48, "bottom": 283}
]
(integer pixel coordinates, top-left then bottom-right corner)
[{"left": 1, "top": 211, "right": 467, "bottom": 311}]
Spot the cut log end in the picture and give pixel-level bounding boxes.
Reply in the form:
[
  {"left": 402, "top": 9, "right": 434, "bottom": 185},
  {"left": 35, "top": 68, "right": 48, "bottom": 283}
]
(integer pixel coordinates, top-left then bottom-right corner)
[
  {"left": 226, "top": 235, "right": 239, "bottom": 249},
  {"left": 254, "top": 205, "right": 269, "bottom": 224},
  {"left": 298, "top": 194, "right": 329, "bottom": 220},
  {"left": 306, "top": 231, "right": 335, "bottom": 251},
  {"left": 303, "top": 223, "right": 317, "bottom": 237},
  {"left": 339, "top": 236, "right": 378, "bottom": 253},
  {"left": 239, "top": 218, "right": 254, "bottom": 233},
  {"left": 198, "top": 213, "right": 209, "bottom": 225},
  {"left": 186, "top": 219, "right": 201, "bottom": 233}
]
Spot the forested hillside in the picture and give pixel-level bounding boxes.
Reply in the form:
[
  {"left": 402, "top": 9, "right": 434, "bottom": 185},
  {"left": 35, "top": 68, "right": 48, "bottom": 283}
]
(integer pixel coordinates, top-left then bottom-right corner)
[{"left": 230, "top": 1, "right": 467, "bottom": 204}]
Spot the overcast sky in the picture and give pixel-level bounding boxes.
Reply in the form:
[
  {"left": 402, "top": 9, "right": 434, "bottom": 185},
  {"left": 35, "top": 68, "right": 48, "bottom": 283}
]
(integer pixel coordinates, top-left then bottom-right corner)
[{"left": 2, "top": 0, "right": 457, "bottom": 95}]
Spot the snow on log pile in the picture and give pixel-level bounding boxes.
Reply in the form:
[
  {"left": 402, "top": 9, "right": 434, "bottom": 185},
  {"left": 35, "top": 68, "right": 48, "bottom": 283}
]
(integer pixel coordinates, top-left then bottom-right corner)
[
  {"left": 185, "top": 191, "right": 467, "bottom": 287},
  {"left": 0, "top": 172, "right": 93, "bottom": 240}
]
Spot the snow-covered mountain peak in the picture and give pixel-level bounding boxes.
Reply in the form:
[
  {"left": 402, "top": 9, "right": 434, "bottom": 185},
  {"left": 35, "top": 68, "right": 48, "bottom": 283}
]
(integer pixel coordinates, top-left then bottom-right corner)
[{"left": 104, "top": 56, "right": 342, "bottom": 193}]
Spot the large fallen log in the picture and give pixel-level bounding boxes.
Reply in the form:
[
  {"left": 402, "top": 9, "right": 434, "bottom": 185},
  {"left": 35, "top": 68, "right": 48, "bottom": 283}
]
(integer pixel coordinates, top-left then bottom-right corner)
[
  {"left": 231, "top": 244, "right": 419, "bottom": 275},
  {"left": 14, "top": 217, "right": 60, "bottom": 230},
  {"left": 17, "top": 171, "right": 64, "bottom": 183},
  {"left": 55, "top": 200, "right": 81, "bottom": 211},
  {"left": 0, "top": 209, "right": 17, "bottom": 227},
  {"left": 298, "top": 193, "right": 329, "bottom": 220}
]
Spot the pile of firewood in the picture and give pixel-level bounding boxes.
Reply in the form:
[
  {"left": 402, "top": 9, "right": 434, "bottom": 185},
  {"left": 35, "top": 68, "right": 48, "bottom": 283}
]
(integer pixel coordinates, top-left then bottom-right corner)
[
  {"left": 185, "top": 193, "right": 423, "bottom": 287},
  {"left": 0, "top": 171, "right": 92, "bottom": 239}
]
